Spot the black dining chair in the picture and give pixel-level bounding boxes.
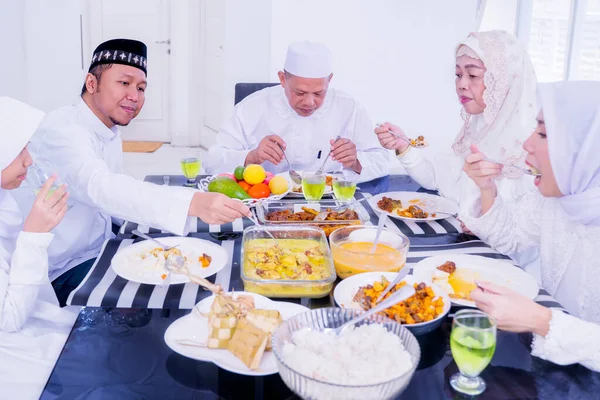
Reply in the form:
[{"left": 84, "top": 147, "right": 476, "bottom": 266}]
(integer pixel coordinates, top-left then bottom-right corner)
[{"left": 234, "top": 82, "right": 280, "bottom": 105}]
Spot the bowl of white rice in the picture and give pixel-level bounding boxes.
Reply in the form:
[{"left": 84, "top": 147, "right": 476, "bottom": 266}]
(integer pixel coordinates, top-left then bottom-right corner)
[{"left": 272, "top": 308, "right": 420, "bottom": 400}]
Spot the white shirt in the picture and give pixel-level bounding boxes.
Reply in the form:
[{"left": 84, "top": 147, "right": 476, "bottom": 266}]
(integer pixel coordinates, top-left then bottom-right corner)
[
  {"left": 204, "top": 86, "right": 388, "bottom": 183},
  {"left": 27, "top": 99, "right": 196, "bottom": 279},
  {"left": 0, "top": 228, "right": 78, "bottom": 400},
  {"left": 461, "top": 191, "right": 600, "bottom": 371}
]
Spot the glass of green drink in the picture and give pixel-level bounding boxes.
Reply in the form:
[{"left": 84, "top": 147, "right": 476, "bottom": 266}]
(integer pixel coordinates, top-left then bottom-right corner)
[
  {"left": 450, "top": 309, "right": 497, "bottom": 396},
  {"left": 332, "top": 170, "right": 358, "bottom": 201},
  {"left": 26, "top": 162, "right": 69, "bottom": 204},
  {"left": 301, "top": 173, "right": 326, "bottom": 201},
  {"left": 180, "top": 157, "right": 201, "bottom": 187}
]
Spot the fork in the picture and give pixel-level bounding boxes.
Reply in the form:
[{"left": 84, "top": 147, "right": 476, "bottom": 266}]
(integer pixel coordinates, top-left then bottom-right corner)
[
  {"left": 483, "top": 157, "right": 541, "bottom": 177},
  {"left": 375, "top": 124, "right": 428, "bottom": 148},
  {"left": 132, "top": 230, "right": 179, "bottom": 251},
  {"left": 315, "top": 135, "right": 341, "bottom": 176},
  {"left": 412, "top": 205, "right": 457, "bottom": 218}
]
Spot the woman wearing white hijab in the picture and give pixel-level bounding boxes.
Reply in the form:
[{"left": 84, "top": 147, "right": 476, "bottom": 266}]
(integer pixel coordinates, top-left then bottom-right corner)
[
  {"left": 0, "top": 97, "right": 69, "bottom": 331},
  {"left": 375, "top": 30, "right": 537, "bottom": 214},
  {"left": 461, "top": 81, "right": 600, "bottom": 371},
  {"left": 0, "top": 97, "right": 77, "bottom": 399}
]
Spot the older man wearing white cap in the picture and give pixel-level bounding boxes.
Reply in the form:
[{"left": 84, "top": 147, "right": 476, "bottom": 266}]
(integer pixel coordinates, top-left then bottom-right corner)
[{"left": 205, "top": 42, "right": 388, "bottom": 182}]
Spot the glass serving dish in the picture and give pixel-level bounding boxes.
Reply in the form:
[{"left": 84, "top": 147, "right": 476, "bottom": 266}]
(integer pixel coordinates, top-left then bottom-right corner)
[
  {"left": 272, "top": 308, "right": 421, "bottom": 400},
  {"left": 241, "top": 225, "right": 336, "bottom": 298},
  {"left": 329, "top": 225, "right": 410, "bottom": 279},
  {"left": 254, "top": 199, "right": 369, "bottom": 237}
]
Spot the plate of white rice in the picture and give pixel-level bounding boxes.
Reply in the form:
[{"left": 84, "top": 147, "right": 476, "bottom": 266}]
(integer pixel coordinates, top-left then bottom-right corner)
[{"left": 111, "top": 236, "right": 229, "bottom": 285}]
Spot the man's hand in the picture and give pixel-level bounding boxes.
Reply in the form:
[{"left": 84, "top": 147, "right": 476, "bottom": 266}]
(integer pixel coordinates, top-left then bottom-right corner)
[
  {"left": 189, "top": 192, "right": 251, "bottom": 225},
  {"left": 245, "top": 135, "right": 286, "bottom": 165},
  {"left": 330, "top": 138, "right": 361, "bottom": 173},
  {"left": 23, "top": 175, "right": 70, "bottom": 233}
]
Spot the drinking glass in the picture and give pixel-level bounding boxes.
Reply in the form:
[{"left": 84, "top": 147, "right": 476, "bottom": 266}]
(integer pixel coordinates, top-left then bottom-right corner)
[
  {"left": 450, "top": 309, "right": 497, "bottom": 396},
  {"left": 25, "top": 161, "right": 68, "bottom": 203},
  {"left": 180, "top": 157, "right": 201, "bottom": 187},
  {"left": 301, "top": 173, "right": 326, "bottom": 201},
  {"left": 332, "top": 169, "right": 358, "bottom": 201}
]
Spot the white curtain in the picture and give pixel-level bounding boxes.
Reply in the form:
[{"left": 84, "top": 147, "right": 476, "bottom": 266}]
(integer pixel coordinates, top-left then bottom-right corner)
[{"left": 475, "top": 0, "right": 488, "bottom": 31}]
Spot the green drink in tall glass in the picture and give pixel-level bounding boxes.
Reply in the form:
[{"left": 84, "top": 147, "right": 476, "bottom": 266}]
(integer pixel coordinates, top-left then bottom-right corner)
[
  {"left": 449, "top": 309, "right": 497, "bottom": 396},
  {"left": 181, "top": 157, "right": 201, "bottom": 187},
  {"left": 302, "top": 174, "right": 326, "bottom": 200}
]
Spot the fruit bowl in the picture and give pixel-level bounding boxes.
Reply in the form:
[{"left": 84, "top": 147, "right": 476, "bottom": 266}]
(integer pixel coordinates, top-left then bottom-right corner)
[{"left": 198, "top": 175, "right": 293, "bottom": 205}]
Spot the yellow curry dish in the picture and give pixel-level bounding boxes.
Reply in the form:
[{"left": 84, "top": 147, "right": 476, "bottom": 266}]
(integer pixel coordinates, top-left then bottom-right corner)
[{"left": 241, "top": 237, "right": 336, "bottom": 298}]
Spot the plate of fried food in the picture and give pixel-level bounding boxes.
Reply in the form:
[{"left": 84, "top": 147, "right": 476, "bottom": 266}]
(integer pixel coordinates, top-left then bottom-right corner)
[
  {"left": 255, "top": 200, "right": 369, "bottom": 237},
  {"left": 333, "top": 272, "right": 451, "bottom": 335},
  {"left": 411, "top": 254, "right": 539, "bottom": 307},
  {"left": 369, "top": 191, "right": 458, "bottom": 221},
  {"left": 164, "top": 291, "right": 309, "bottom": 375},
  {"left": 111, "top": 236, "right": 228, "bottom": 285}
]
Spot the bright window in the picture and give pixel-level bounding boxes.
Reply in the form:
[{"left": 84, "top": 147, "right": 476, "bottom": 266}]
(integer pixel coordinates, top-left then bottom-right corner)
[
  {"left": 478, "top": 0, "right": 600, "bottom": 82},
  {"left": 528, "top": 0, "right": 571, "bottom": 82}
]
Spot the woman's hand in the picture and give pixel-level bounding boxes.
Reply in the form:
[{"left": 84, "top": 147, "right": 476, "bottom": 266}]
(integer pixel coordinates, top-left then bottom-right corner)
[
  {"left": 374, "top": 122, "right": 410, "bottom": 153},
  {"left": 470, "top": 281, "right": 552, "bottom": 336},
  {"left": 463, "top": 144, "right": 503, "bottom": 190},
  {"left": 23, "top": 175, "right": 69, "bottom": 233}
]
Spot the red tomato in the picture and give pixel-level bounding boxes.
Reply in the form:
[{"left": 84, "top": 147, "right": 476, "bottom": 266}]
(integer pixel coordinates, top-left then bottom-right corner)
[
  {"left": 247, "top": 183, "right": 270, "bottom": 199},
  {"left": 238, "top": 181, "right": 252, "bottom": 192}
]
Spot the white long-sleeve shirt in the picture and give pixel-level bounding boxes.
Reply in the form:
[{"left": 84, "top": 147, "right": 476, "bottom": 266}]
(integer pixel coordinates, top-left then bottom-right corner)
[
  {"left": 398, "top": 146, "right": 534, "bottom": 211},
  {"left": 0, "top": 231, "right": 53, "bottom": 332},
  {"left": 204, "top": 86, "right": 388, "bottom": 183},
  {"left": 27, "top": 99, "right": 196, "bottom": 279},
  {"left": 461, "top": 191, "right": 600, "bottom": 371}
]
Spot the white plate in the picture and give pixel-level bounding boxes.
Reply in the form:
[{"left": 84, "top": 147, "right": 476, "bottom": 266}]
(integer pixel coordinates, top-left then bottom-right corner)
[
  {"left": 411, "top": 254, "right": 539, "bottom": 307},
  {"left": 164, "top": 292, "right": 309, "bottom": 376},
  {"left": 111, "top": 237, "right": 228, "bottom": 285},
  {"left": 368, "top": 191, "right": 458, "bottom": 221},
  {"left": 278, "top": 171, "right": 334, "bottom": 198},
  {"left": 333, "top": 272, "right": 451, "bottom": 332},
  {"left": 197, "top": 175, "right": 292, "bottom": 203}
]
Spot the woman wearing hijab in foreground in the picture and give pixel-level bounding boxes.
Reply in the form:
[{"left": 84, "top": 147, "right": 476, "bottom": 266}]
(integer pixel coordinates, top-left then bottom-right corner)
[
  {"left": 0, "top": 97, "right": 77, "bottom": 398},
  {"left": 375, "top": 30, "right": 537, "bottom": 213},
  {"left": 461, "top": 81, "right": 600, "bottom": 371}
]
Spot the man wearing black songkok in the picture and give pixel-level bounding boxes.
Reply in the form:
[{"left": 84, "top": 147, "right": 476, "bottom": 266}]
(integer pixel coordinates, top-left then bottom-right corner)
[{"left": 25, "top": 38, "right": 250, "bottom": 306}]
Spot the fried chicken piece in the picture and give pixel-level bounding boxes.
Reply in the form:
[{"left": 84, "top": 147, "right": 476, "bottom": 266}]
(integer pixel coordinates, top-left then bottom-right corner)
[
  {"left": 377, "top": 196, "right": 403, "bottom": 213},
  {"left": 436, "top": 261, "right": 457, "bottom": 274}
]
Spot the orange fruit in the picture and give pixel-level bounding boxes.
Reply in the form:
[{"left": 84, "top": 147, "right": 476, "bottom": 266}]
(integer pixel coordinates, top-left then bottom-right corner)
[
  {"left": 247, "top": 183, "right": 270, "bottom": 199},
  {"left": 238, "top": 181, "right": 252, "bottom": 192}
]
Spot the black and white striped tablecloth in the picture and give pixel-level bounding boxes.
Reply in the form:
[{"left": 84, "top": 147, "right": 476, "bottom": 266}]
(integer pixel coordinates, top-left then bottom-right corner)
[{"left": 66, "top": 234, "right": 564, "bottom": 311}]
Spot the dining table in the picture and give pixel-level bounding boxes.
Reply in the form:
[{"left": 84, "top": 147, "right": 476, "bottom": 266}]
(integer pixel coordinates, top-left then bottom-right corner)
[{"left": 39, "top": 174, "right": 600, "bottom": 400}]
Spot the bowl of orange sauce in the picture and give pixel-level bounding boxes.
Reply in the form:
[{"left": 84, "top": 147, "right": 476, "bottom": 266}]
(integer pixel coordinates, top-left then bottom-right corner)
[{"left": 329, "top": 226, "right": 410, "bottom": 279}]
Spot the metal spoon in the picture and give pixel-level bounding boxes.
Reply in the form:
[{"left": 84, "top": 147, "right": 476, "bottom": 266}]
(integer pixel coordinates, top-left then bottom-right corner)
[
  {"left": 278, "top": 144, "right": 302, "bottom": 185},
  {"left": 315, "top": 135, "right": 341, "bottom": 176},
  {"left": 375, "top": 124, "right": 428, "bottom": 148},
  {"left": 375, "top": 267, "right": 411, "bottom": 303},
  {"left": 483, "top": 157, "right": 541, "bottom": 177},
  {"left": 371, "top": 213, "right": 387, "bottom": 253},
  {"left": 324, "top": 284, "right": 416, "bottom": 336},
  {"left": 132, "top": 230, "right": 179, "bottom": 251}
]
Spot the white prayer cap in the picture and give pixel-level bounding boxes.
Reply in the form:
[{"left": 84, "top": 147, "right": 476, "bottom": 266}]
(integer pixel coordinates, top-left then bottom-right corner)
[
  {"left": 283, "top": 41, "right": 333, "bottom": 79},
  {"left": 0, "top": 97, "right": 44, "bottom": 172}
]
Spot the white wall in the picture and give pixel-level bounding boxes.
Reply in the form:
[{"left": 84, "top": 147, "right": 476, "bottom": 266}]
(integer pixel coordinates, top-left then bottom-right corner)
[
  {"left": 221, "top": 0, "right": 272, "bottom": 117},
  {"left": 0, "top": 0, "right": 84, "bottom": 111},
  {"left": 268, "top": 0, "right": 478, "bottom": 159},
  {"left": 0, "top": 0, "right": 27, "bottom": 100}
]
